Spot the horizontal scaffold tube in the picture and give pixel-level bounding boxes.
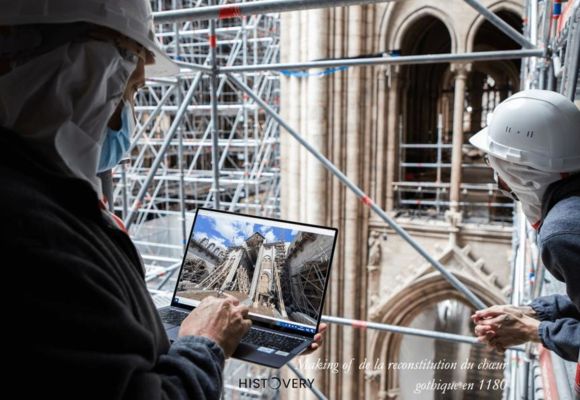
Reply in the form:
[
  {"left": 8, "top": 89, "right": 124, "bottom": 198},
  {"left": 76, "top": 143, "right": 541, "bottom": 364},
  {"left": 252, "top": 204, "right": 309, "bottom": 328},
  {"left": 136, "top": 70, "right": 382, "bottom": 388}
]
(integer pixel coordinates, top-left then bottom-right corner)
[
  {"left": 153, "top": 0, "right": 395, "bottom": 24},
  {"left": 321, "top": 315, "right": 525, "bottom": 351},
  {"left": 220, "top": 49, "right": 544, "bottom": 73}
]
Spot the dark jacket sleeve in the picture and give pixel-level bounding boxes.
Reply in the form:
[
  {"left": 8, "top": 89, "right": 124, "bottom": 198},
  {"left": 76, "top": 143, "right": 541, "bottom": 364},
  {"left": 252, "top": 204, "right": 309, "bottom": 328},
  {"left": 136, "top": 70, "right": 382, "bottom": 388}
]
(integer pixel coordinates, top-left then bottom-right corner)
[
  {"left": 11, "top": 245, "right": 224, "bottom": 400},
  {"left": 157, "top": 336, "right": 225, "bottom": 400},
  {"left": 537, "top": 233, "right": 580, "bottom": 363},
  {"left": 530, "top": 295, "right": 580, "bottom": 321},
  {"left": 537, "top": 319, "right": 580, "bottom": 362},
  {"left": 540, "top": 232, "right": 580, "bottom": 312}
]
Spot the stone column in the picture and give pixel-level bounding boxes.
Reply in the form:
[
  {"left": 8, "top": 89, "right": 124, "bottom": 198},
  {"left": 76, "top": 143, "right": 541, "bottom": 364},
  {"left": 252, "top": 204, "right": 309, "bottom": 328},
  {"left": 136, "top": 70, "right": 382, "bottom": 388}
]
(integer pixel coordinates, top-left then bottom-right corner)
[
  {"left": 449, "top": 63, "right": 470, "bottom": 213},
  {"left": 300, "top": 8, "right": 329, "bottom": 400},
  {"left": 328, "top": 6, "right": 363, "bottom": 400},
  {"left": 375, "top": 66, "right": 388, "bottom": 210},
  {"left": 305, "top": 9, "right": 328, "bottom": 226},
  {"left": 385, "top": 68, "right": 399, "bottom": 211},
  {"left": 328, "top": 7, "right": 345, "bottom": 400}
]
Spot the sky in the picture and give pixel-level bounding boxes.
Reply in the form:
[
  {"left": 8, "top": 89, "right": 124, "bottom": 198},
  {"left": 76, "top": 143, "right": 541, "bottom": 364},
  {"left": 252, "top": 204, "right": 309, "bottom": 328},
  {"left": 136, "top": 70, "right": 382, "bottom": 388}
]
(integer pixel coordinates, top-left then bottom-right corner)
[{"left": 192, "top": 213, "right": 300, "bottom": 250}]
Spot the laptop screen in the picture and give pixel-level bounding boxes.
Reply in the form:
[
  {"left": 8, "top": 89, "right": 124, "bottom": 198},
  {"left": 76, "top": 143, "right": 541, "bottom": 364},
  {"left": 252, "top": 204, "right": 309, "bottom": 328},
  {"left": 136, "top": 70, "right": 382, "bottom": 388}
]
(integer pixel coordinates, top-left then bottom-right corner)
[{"left": 172, "top": 208, "right": 337, "bottom": 336}]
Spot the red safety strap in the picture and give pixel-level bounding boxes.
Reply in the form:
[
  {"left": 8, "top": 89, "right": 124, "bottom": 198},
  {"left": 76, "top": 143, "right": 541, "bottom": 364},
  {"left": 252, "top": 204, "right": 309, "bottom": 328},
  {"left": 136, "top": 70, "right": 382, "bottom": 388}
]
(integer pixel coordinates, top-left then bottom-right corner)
[
  {"left": 209, "top": 34, "right": 217, "bottom": 49},
  {"left": 360, "top": 195, "right": 374, "bottom": 207},
  {"left": 218, "top": 6, "right": 242, "bottom": 20},
  {"left": 351, "top": 319, "right": 368, "bottom": 330}
]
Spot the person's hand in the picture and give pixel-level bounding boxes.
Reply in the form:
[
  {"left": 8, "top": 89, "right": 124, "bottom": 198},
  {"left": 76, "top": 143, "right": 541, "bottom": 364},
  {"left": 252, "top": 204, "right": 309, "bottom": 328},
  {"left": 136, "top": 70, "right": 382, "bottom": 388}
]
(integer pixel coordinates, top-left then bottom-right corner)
[
  {"left": 471, "top": 305, "right": 537, "bottom": 324},
  {"left": 301, "top": 323, "right": 328, "bottom": 356},
  {"left": 178, "top": 294, "right": 252, "bottom": 358},
  {"left": 471, "top": 307, "right": 540, "bottom": 353}
]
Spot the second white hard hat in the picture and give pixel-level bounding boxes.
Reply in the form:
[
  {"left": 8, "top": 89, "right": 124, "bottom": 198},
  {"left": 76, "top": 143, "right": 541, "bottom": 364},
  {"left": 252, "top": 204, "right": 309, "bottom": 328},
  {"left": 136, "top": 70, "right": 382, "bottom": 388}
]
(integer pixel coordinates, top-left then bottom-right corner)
[
  {"left": 470, "top": 90, "right": 580, "bottom": 172},
  {"left": 0, "top": 0, "right": 179, "bottom": 77}
]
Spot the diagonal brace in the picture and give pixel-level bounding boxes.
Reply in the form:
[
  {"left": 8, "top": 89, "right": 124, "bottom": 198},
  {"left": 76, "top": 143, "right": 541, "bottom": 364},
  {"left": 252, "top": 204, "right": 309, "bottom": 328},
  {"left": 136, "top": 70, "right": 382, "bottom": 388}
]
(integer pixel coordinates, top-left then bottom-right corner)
[{"left": 226, "top": 73, "right": 487, "bottom": 310}]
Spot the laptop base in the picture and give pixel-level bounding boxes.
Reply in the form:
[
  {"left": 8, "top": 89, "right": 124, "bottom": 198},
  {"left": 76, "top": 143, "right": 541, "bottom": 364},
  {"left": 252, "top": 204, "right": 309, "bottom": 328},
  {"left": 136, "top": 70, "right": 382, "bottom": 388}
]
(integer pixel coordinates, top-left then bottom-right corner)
[{"left": 160, "top": 306, "right": 311, "bottom": 369}]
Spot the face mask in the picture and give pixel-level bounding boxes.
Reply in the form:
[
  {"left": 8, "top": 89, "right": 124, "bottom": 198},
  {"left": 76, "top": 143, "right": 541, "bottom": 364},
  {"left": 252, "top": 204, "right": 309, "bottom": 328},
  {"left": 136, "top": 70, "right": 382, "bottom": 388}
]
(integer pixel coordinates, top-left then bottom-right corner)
[
  {"left": 97, "top": 101, "right": 135, "bottom": 173},
  {"left": 488, "top": 155, "right": 565, "bottom": 229}
]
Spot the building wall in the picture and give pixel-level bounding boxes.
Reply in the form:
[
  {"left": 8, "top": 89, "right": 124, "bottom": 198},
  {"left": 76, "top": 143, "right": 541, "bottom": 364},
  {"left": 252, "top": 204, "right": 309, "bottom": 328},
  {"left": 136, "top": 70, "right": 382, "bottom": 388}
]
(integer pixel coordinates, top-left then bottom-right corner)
[{"left": 279, "top": 1, "right": 521, "bottom": 399}]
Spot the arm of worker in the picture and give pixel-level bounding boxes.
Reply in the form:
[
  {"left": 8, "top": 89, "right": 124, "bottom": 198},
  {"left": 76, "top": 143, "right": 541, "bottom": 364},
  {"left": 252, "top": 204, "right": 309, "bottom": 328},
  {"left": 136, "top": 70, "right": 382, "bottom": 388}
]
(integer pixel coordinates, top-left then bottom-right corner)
[
  {"left": 473, "top": 307, "right": 579, "bottom": 362},
  {"left": 530, "top": 294, "right": 580, "bottom": 321},
  {"left": 12, "top": 246, "right": 225, "bottom": 400},
  {"left": 537, "top": 318, "right": 580, "bottom": 362}
]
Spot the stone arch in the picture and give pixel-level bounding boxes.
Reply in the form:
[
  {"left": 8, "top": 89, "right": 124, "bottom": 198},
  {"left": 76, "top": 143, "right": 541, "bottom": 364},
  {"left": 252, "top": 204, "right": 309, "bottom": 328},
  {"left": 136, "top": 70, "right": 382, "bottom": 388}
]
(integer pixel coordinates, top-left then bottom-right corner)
[
  {"left": 207, "top": 243, "right": 215, "bottom": 251},
  {"left": 377, "top": 2, "right": 397, "bottom": 52},
  {"left": 464, "top": 5, "right": 523, "bottom": 142},
  {"left": 393, "top": 11, "right": 454, "bottom": 195},
  {"left": 465, "top": 1, "right": 523, "bottom": 53},
  {"left": 366, "top": 272, "right": 505, "bottom": 399},
  {"left": 390, "top": 6, "right": 458, "bottom": 53}
]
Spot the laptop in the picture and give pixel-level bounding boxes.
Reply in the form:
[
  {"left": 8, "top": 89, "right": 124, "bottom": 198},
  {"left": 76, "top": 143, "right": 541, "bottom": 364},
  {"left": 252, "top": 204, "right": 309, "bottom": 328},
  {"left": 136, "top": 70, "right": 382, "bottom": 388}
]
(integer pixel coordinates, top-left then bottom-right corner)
[{"left": 158, "top": 207, "right": 338, "bottom": 368}]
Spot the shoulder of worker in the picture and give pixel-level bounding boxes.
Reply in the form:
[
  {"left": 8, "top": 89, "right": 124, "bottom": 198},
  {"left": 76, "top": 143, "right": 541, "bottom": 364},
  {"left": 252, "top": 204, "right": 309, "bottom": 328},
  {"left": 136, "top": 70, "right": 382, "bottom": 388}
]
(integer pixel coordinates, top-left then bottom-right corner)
[
  {"left": 539, "top": 174, "right": 580, "bottom": 240},
  {"left": 539, "top": 195, "right": 580, "bottom": 242},
  {"left": 539, "top": 195, "right": 580, "bottom": 311},
  {"left": 0, "top": 127, "right": 102, "bottom": 234},
  {"left": 0, "top": 127, "right": 145, "bottom": 282}
]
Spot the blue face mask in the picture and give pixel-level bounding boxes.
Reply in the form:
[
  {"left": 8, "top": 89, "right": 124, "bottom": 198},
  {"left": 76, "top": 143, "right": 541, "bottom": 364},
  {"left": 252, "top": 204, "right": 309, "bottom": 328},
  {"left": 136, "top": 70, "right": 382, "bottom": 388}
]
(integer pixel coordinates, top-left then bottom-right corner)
[{"left": 98, "top": 101, "right": 135, "bottom": 173}]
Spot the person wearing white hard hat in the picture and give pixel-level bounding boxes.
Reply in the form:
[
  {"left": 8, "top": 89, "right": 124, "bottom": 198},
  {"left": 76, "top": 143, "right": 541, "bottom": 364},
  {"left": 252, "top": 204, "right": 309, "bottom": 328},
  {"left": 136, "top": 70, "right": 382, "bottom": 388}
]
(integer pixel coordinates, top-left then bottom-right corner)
[
  {"left": 468, "top": 90, "right": 580, "bottom": 363},
  {"left": 0, "top": 1, "right": 255, "bottom": 398}
]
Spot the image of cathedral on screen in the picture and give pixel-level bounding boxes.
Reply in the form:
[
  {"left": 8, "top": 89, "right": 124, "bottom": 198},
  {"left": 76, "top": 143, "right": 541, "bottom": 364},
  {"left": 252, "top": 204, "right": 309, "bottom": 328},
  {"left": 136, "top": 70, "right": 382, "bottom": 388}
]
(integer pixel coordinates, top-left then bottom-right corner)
[{"left": 176, "top": 214, "right": 335, "bottom": 325}]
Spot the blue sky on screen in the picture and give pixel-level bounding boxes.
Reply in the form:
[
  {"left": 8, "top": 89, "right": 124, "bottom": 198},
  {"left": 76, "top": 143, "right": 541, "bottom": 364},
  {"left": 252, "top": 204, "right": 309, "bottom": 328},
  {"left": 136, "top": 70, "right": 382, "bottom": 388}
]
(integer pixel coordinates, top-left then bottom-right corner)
[{"left": 192, "top": 214, "right": 299, "bottom": 249}]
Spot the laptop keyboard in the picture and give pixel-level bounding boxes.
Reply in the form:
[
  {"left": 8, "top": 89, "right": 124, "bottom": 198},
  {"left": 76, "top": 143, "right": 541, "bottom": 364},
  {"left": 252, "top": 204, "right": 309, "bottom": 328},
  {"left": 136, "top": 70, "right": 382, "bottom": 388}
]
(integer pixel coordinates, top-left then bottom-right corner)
[
  {"left": 241, "top": 328, "right": 305, "bottom": 353},
  {"left": 161, "top": 308, "right": 305, "bottom": 353},
  {"left": 159, "top": 308, "right": 188, "bottom": 326}
]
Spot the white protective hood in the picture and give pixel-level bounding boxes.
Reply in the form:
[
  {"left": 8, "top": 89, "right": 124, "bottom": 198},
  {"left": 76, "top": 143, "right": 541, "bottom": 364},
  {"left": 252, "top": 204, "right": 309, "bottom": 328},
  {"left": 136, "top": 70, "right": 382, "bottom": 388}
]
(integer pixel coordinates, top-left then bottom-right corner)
[
  {"left": 0, "top": 40, "right": 136, "bottom": 193},
  {"left": 487, "top": 154, "right": 569, "bottom": 228}
]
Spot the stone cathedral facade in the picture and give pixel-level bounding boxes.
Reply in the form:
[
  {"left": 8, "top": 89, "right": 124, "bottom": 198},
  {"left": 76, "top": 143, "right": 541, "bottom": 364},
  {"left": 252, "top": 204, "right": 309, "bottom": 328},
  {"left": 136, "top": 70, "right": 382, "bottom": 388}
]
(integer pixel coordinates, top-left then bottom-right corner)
[{"left": 279, "top": 0, "right": 522, "bottom": 399}]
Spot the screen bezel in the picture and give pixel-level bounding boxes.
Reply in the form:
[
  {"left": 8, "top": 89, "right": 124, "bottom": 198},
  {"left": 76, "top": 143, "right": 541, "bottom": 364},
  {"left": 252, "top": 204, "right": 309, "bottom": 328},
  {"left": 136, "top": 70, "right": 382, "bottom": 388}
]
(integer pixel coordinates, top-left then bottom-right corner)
[{"left": 169, "top": 207, "right": 339, "bottom": 338}]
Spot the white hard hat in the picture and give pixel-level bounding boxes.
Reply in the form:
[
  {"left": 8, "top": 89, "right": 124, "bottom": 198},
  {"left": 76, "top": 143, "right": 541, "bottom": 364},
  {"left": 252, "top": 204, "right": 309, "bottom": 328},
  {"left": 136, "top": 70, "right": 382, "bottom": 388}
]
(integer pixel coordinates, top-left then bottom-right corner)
[
  {"left": 0, "top": 0, "right": 179, "bottom": 77},
  {"left": 470, "top": 90, "right": 580, "bottom": 172}
]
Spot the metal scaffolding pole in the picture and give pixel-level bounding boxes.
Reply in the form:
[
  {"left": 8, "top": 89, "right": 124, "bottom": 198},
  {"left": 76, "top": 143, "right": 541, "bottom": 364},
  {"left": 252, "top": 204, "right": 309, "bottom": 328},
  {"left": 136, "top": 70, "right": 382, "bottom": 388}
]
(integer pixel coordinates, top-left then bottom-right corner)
[
  {"left": 124, "top": 73, "right": 201, "bottom": 228},
  {"left": 153, "top": 0, "right": 395, "bottom": 24},
  {"left": 175, "top": 60, "right": 212, "bottom": 73},
  {"left": 220, "top": 49, "right": 544, "bottom": 73},
  {"left": 464, "top": 0, "right": 536, "bottom": 49},
  {"left": 226, "top": 73, "right": 488, "bottom": 310},
  {"left": 209, "top": 0, "right": 222, "bottom": 209},
  {"left": 322, "top": 315, "right": 525, "bottom": 351}
]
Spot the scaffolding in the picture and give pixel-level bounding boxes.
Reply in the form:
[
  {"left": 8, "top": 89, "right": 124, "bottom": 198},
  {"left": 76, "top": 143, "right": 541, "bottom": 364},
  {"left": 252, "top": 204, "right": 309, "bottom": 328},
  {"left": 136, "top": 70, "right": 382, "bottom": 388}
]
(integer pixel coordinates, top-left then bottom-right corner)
[
  {"left": 113, "top": 0, "right": 282, "bottom": 298},
  {"left": 111, "top": 0, "right": 580, "bottom": 398},
  {"left": 395, "top": 113, "right": 515, "bottom": 222}
]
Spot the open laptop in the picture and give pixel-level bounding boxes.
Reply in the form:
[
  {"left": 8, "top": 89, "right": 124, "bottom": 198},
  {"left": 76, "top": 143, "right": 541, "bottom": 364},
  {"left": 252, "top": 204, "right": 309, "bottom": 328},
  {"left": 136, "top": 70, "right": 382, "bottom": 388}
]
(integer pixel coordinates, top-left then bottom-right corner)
[{"left": 159, "top": 208, "right": 338, "bottom": 368}]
